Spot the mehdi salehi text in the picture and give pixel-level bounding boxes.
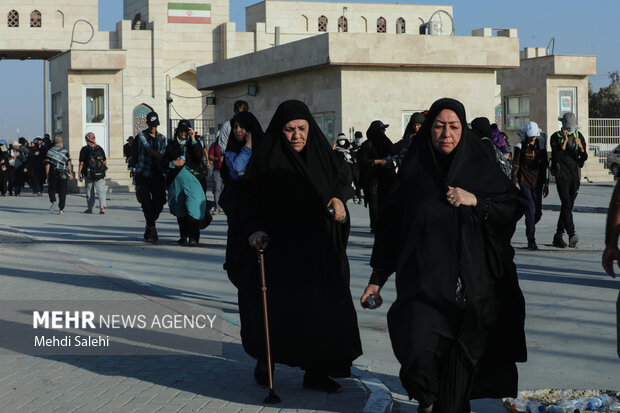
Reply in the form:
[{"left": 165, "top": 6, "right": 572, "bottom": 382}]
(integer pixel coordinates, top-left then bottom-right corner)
[{"left": 32, "top": 310, "right": 218, "bottom": 347}]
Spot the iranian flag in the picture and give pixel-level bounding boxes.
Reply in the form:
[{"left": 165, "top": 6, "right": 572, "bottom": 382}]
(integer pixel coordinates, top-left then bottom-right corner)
[{"left": 168, "top": 3, "right": 211, "bottom": 24}]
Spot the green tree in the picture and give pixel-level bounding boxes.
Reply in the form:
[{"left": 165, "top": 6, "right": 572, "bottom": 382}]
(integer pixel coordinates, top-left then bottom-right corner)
[{"left": 590, "top": 71, "right": 620, "bottom": 118}]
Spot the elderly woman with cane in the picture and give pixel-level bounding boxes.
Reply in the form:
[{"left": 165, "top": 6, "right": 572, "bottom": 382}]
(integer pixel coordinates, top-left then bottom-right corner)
[
  {"left": 234, "top": 100, "right": 362, "bottom": 394},
  {"left": 361, "top": 98, "right": 527, "bottom": 412}
]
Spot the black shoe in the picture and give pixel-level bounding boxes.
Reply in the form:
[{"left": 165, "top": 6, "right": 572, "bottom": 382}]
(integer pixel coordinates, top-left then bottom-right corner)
[
  {"left": 177, "top": 237, "right": 188, "bottom": 245},
  {"left": 84, "top": 208, "right": 93, "bottom": 214},
  {"left": 187, "top": 238, "right": 199, "bottom": 247},
  {"left": 144, "top": 226, "right": 158, "bottom": 243},
  {"left": 568, "top": 234, "right": 579, "bottom": 248},
  {"left": 552, "top": 233, "right": 567, "bottom": 248},
  {"left": 527, "top": 239, "right": 538, "bottom": 250},
  {"left": 254, "top": 360, "right": 271, "bottom": 386},
  {"left": 303, "top": 371, "right": 342, "bottom": 393}
]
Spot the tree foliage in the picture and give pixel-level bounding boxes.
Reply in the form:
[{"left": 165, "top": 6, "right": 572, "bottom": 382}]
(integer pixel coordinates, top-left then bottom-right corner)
[{"left": 589, "top": 71, "right": 620, "bottom": 118}]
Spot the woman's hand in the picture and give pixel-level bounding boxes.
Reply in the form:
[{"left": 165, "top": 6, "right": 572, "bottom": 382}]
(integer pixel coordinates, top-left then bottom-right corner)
[
  {"left": 245, "top": 132, "right": 253, "bottom": 149},
  {"left": 173, "top": 157, "right": 186, "bottom": 167},
  {"left": 602, "top": 245, "right": 620, "bottom": 278},
  {"left": 446, "top": 186, "right": 477, "bottom": 207},
  {"left": 188, "top": 128, "right": 195, "bottom": 141},
  {"left": 360, "top": 284, "right": 383, "bottom": 309},
  {"left": 327, "top": 197, "right": 346, "bottom": 222},
  {"left": 249, "top": 230, "right": 270, "bottom": 250}
]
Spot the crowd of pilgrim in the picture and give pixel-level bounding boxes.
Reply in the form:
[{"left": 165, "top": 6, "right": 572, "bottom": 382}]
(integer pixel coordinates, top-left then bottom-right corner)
[
  {"left": 132, "top": 96, "right": 582, "bottom": 412},
  {"left": 1, "top": 95, "right": 598, "bottom": 412}
]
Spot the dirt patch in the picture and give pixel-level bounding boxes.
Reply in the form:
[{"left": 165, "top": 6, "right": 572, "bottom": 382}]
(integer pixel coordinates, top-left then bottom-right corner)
[{"left": 503, "top": 389, "right": 620, "bottom": 412}]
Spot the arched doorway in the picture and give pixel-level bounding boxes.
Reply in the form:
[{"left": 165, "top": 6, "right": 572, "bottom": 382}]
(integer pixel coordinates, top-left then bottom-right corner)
[{"left": 133, "top": 103, "right": 154, "bottom": 136}]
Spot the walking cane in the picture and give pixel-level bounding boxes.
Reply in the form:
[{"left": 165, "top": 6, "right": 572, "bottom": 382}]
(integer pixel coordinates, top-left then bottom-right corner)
[{"left": 258, "top": 236, "right": 281, "bottom": 404}]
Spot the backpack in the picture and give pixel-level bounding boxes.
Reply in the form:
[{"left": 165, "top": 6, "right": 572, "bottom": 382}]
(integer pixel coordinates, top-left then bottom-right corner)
[
  {"left": 128, "top": 134, "right": 142, "bottom": 168},
  {"left": 481, "top": 137, "right": 512, "bottom": 178},
  {"left": 87, "top": 146, "right": 107, "bottom": 180}
]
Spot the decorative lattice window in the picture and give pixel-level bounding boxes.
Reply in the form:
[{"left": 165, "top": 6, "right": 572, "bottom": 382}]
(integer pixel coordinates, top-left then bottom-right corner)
[
  {"left": 8, "top": 10, "right": 18, "bottom": 27},
  {"left": 30, "top": 10, "right": 41, "bottom": 27},
  {"left": 397, "top": 17, "right": 405, "bottom": 34},
  {"left": 377, "top": 17, "right": 386, "bottom": 33},
  {"left": 338, "top": 16, "right": 348, "bottom": 32},
  {"left": 318, "top": 15, "right": 327, "bottom": 32}
]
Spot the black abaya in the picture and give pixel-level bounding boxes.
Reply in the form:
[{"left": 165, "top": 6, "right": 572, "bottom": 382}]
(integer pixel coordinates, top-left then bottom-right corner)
[
  {"left": 370, "top": 98, "right": 527, "bottom": 410},
  {"left": 235, "top": 100, "right": 362, "bottom": 375}
]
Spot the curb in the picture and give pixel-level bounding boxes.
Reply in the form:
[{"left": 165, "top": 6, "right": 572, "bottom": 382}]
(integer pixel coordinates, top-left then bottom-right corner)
[
  {"left": 542, "top": 204, "right": 608, "bottom": 214},
  {"left": 359, "top": 378, "right": 393, "bottom": 413},
  {"left": 352, "top": 367, "right": 393, "bottom": 413}
]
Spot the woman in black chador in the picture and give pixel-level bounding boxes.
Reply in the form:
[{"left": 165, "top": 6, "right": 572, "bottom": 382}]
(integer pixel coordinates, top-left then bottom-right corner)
[
  {"left": 235, "top": 100, "right": 362, "bottom": 393},
  {"left": 361, "top": 98, "right": 527, "bottom": 412}
]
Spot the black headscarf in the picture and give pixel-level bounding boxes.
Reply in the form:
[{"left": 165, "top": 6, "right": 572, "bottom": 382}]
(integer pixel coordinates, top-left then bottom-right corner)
[
  {"left": 225, "top": 111, "right": 264, "bottom": 154},
  {"left": 249, "top": 100, "right": 345, "bottom": 207},
  {"left": 397, "top": 98, "right": 513, "bottom": 199},
  {"left": 366, "top": 121, "right": 392, "bottom": 158},
  {"left": 471, "top": 117, "right": 493, "bottom": 140},
  {"left": 221, "top": 111, "right": 264, "bottom": 186}
]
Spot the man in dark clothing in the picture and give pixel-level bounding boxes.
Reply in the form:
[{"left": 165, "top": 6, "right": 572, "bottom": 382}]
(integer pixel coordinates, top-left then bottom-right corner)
[
  {"left": 29, "top": 138, "right": 46, "bottom": 196},
  {"left": 78, "top": 132, "right": 107, "bottom": 214},
  {"left": 357, "top": 121, "right": 395, "bottom": 233},
  {"left": 513, "top": 121, "right": 548, "bottom": 250},
  {"left": 550, "top": 112, "right": 588, "bottom": 248},
  {"left": 123, "top": 136, "right": 134, "bottom": 167},
  {"left": 18, "top": 137, "right": 30, "bottom": 194},
  {"left": 0, "top": 142, "right": 8, "bottom": 195},
  {"left": 350, "top": 131, "right": 364, "bottom": 204},
  {"left": 391, "top": 112, "right": 425, "bottom": 167},
  {"left": 45, "top": 135, "right": 74, "bottom": 214},
  {"left": 134, "top": 111, "right": 167, "bottom": 242},
  {"left": 7, "top": 143, "right": 25, "bottom": 196}
]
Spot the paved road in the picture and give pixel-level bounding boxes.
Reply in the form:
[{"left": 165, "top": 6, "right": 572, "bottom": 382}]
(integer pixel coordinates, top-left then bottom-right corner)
[{"left": 0, "top": 182, "right": 619, "bottom": 412}]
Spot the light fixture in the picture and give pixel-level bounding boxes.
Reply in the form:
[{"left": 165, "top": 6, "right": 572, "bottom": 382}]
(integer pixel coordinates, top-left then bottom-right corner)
[{"left": 248, "top": 84, "right": 258, "bottom": 96}]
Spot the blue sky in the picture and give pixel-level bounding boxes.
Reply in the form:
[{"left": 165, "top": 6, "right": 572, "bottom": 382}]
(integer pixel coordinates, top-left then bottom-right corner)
[{"left": 1, "top": 0, "right": 617, "bottom": 139}]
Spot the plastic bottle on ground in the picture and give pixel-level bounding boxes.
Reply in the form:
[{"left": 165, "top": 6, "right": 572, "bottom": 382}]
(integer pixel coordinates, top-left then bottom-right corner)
[
  {"left": 609, "top": 401, "right": 620, "bottom": 412},
  {"left": 511, "top": 399, "right": 528, "bottom": 412},
  {"left": 557, "top": 398, "right": 586, "bottom": 413},
  {"left": 546, "top": 405, "right": 569, "bottom": 413},
  {"left": 585, "top": 394, "right": 611, "bottom": 410},
  {"left": 526, "top": 401, "right": 545, "bottom": 413}
]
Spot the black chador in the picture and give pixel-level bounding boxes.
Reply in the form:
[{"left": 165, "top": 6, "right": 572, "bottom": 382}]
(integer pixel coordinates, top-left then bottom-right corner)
[
  {"left": 370, "top": 98, "right": 527, "bottom": 412},
  {"left": 232, "top": 100, "right": 362, "bottom": 378}
]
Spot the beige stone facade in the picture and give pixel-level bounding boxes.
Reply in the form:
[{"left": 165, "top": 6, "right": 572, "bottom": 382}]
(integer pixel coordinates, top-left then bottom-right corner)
[{"left": 198, "top": 29, "right": 519, "bottom": 141}]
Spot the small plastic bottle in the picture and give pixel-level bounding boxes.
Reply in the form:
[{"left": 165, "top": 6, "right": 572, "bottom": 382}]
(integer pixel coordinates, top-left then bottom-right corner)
[
  {"left": 511, "top": 399, "right": 528, "bottom": 412},
  {"left": 585, "top": 394, "right": 611, "bottom": 410},
  {"left": 526, "top": 401, "right": 545, "bottom": 413},
  {"left": 609, "top": 401, "right": 620, "bottom": 412},
  {"left": 557, "top": 398, "right": 586, "bottom": 413},
  {"left": 546, "top": 406, "right": 569, "bottom": 413}
]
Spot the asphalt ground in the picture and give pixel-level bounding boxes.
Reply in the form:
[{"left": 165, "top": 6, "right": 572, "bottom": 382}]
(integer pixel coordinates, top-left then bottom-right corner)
[{"left": 0, "top": 181, "right": 619, "bottom": 412}]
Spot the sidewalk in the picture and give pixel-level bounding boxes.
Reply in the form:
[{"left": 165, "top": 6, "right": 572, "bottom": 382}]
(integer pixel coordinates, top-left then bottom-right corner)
[
  {"left": 1, "top": 183, "right": 619, "bottom": 413},
  {"left": 0, "top": 194, "right": 385, "bottom": 412}
]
